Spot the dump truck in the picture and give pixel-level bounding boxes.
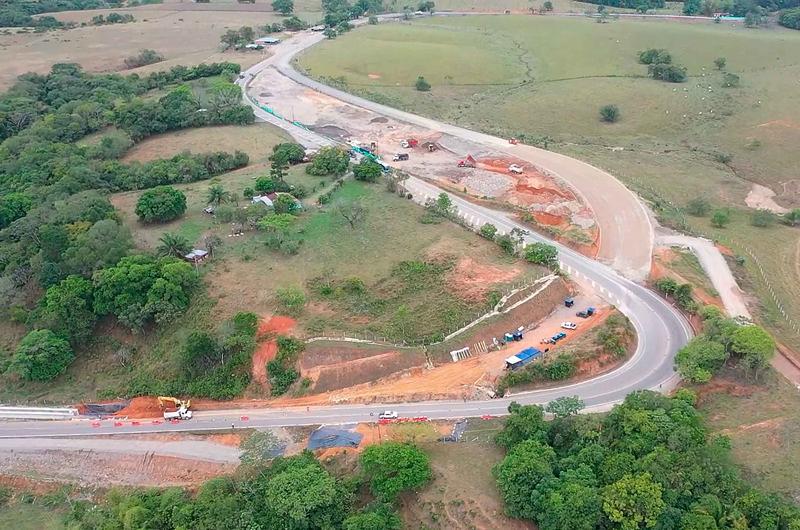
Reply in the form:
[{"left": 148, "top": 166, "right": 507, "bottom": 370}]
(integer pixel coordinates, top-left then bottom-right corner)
[
  {"left": 457, "top": 154, "right": 476, "bottom": 168},
  {"left": 158, "top": 396, "right": 193, "bottom": 421},
  {"left": 400, "top": 138, "right": 419, "bottom": 148},
  {"left": 505, "top": 347, "right": 542, "bottom": 370},
  {"left": 576, "top": 307, "right": 595, "bottom": 318},
  {"left": 164, "top": 407, "right": 193, "bottom": 420},
  {"left": 393, "top": 153, "right": 409, "bottom": 161}
]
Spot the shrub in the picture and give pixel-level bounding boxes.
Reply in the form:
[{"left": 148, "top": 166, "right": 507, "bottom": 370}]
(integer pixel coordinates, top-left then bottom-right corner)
[
  {"left": 124, "top": 49, "right": 164, "bottom": 69},
  {"left": 268, "top": 336, "right": 305, "bottom": 395},
  {"left": 415, "top": 76, "right": 431, "bottom": 91},
  {"left": 0, "top": 486, "right": 11, "bottom": 506},
  {"left": 272, "top": 0, "right": 293, "bottom": 15},
  {"left": 496, "top": 234, "right": 516, "bottom": 255},
  {"left": 233, "top": 312, "right": 259, "bottom": 336},
  {"left": 722, "top": 72, "right": 740, "bottom": 88},
  {"left": 480, "top": 223, "right": 498, "bottom": 240},
  {"left": 360, "top": 443, "right": 432, "bottom": 501},
  {"left": 714, "top": 152, "right": 732, "bottom": 164},
  {"left": 648, "top": 63, "right": 687, "bottom": 83},
  {"left": 599, "top": 104, "right": 620, "bottom": 123},
  {"left": 711, "top": 209, "right": 730, "bottom": 228},
  {"left": 306, "top": 146, "right": 350, "bottom": 176},
  {"left": 353, "top": 159, "right": 383, "bottom": 182},
  {"left": 135, "top": 186, "right": 187, "bottom": 223},
  {"left": 638, "top": 48, "right": 672, "bottom": 65},
  {"left": 283, "top": 15, "right": 308, "bottom": 30},
  {"left": 714, "top": 57, "right": 727, "bottom": 70},
  {"left": 686, "top": 197, "right": 711, "bottom": 217},
  {"left": 272, "top": 142, "right": 306, "bottom": 164},
  {"left": 276, "top": 286, "right": 306, "bottom": 315},
  {"left": 11, "top": 329, "right": 75, "bottom": 381},
  {"left": 524, "top": 242, "right": 558, "bottom": 266},
  {"left": 751, "top": 208, "right": 776, "bottom": 227}
]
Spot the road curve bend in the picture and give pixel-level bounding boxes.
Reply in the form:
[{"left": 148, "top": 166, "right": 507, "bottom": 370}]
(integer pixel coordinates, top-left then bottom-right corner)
[
  {"left": 0, "top": 18, "right": 691, "bottom": 439},
  {"left": 272, "top": 23, "right": 654, "bottom": 281}
]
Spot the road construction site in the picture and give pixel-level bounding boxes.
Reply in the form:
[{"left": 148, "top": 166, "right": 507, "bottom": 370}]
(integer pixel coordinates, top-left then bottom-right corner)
[
  {"left": 0, "top": 14, "right": 698, "bottom": 489},
  {"left": 249, "top": 60, "right": 598, "bottom": 252}
]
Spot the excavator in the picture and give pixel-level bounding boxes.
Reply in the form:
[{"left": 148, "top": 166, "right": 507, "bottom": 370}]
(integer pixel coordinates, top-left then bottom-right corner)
[{"left": 157, "top": 396, "right": 193, "bottom": 420}]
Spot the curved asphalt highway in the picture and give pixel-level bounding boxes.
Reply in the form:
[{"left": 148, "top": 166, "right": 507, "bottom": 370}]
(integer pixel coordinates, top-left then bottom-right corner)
[{"left": 0, "top": 16, "right": 692, "bottom": 439}]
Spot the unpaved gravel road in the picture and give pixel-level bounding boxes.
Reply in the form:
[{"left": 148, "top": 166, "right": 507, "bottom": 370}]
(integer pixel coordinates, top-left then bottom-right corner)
[
  {"left": 657, "top": 234, "right": 751, "bottom": 319},
  {"left": 0, "top": 437, "right": 240, "bottom": 462},
  {"left": 242, "top": 19, "right": 654, "bottom": 281}
]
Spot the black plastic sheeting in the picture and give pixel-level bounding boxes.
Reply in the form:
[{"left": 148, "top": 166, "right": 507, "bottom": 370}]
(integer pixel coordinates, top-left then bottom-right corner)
[
  {"left": 82, "top": 401, "right": 130, "bottom": 415},
  {"left": 307, "top": 424, "right": 363, "bottom": 450},
  {"left": 439, "top": 419, "right": 469, "bottom": 443}
]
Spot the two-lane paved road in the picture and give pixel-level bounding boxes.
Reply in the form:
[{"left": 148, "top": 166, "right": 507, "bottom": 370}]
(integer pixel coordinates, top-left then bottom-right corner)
[
  {"left": 0, "top": 16, "right": 692, "bottom": 440},
  {"left": 0, "top": 178, "right": 690, "bottom": 439}
]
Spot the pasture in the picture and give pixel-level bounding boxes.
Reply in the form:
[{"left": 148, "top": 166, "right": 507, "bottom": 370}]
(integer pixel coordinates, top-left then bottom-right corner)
[{"left": 299, "top": 15, "right": 800, "bottom": 348}]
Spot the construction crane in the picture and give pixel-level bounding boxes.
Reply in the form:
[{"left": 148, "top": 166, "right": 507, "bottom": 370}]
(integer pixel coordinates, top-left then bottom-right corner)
[{"left": 157, "top": 396, "right": 193, "bottom": 420}]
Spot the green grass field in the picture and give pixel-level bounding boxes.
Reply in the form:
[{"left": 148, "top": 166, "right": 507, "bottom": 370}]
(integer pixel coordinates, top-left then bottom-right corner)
[
  {"left": 698, "top": 368, "right": 800, "bottom": 500},
  {"left": 299, "top": 16, "right": 800, "bottom": 348},
  {"left": 0, "top": 503, "right": 64, "bottom": 530},
  {"left": 2, "top": 149, "right": 532, "bottom": 402}
]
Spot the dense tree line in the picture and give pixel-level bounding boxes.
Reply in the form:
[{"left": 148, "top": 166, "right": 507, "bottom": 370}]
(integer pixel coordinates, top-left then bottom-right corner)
[
  {"left": 0, "top": 61, "right": 242, "bottom": 143},
  {"left": 494, "top": 393, "right": 800, "bottom": 530},
  {"left": 0, "top": 57, "right": 255, "bottom": 387},
  {"left": 779, "top": 6, "right": 800, "bottom": 27},
  {"left": 0, "top": 62, "right": 249, "bottom": 323},
  {"left": 676, "top": 306, "right": 775, "bottom": 383},
  {"left": 0, "top": 0, "right": 112, "bottom": 29},
  {"left": 571, "top": 0, "right": 666, "bottom": 10},
  {"left": 64, "top": 441, "right": 430, "bottom": 529},
  {"left": 88, "top": 12, "right": 134, "bottom": 25},
  {"left": 2, "top": 254, "right": 199, "bottom": 381},
  {"left": 322, "top": 0, "right": 386, "bottom": 26}
]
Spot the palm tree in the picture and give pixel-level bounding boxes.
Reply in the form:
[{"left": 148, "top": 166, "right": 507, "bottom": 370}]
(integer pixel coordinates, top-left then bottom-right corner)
[
  {"left": 206, "top": 184, "right": 231, "bottom": 206},
  {"left": 157, "top": 232, "right": 191, "bottom": 257},
  {"left": 203, "top": 234, "right": 223, "bottom": 257}
]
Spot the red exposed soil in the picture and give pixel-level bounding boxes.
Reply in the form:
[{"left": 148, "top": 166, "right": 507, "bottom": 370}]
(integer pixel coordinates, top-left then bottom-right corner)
[
  {"left": 448, "top": 257, "right": 522, "bottom": 302},
  {"left": 531, "top": 211, "right": 564, "bottom": 227},
  {"left": 0, "top": 475, "right": 62, "bottom": 496},
  {"left": 115, "top": 396, "right": 162, "bottom": 419},
  {"left": 693, "top": 378, "right": 757, "bottom": 405},
  {"left": 309, "top": 351, "right": 424, "bottom": 393},
  {"left": 575, "top": 352, "right": 619, "bottom": 378},
  {"left": 252, "top": 316, "right": 297, "bottom": 387},
  {"left": 650, "top": 247, "right": 724, "bottom": 312},
  {"left": 716, "top": 243, "right": 734, "bottom": 256},
  {"left": 300, "top": 342, "right": 425, "bottom": 394}
]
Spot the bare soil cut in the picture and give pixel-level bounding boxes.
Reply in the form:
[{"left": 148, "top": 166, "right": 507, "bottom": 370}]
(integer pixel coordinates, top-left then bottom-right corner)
[{"left": 252, "top": 316, "right": 297, "bottom": 388}]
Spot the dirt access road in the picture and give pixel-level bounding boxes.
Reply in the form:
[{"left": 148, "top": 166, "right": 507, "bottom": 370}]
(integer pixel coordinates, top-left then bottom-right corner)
[{"left": 242, "top": 17, "right": 653, "bottom": 280}]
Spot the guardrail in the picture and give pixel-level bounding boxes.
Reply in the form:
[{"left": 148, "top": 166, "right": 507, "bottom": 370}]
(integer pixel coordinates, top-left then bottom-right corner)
[{"left": 0, "top": 406, "right": 79, "bottom": 420}]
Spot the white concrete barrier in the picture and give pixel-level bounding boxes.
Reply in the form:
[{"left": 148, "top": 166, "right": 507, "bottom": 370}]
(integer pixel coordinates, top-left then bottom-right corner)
[{"left": 0, "top": 406, "right": 79, "bottom": 420}]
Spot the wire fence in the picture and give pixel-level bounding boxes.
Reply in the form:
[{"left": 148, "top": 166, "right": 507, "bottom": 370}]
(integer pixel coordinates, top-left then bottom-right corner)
[
  {"left": 618, "top": 172, "right": 800, "bottom": 339},
  {"left": 303, "top": 272, "right": 554, "bottom": 349}
]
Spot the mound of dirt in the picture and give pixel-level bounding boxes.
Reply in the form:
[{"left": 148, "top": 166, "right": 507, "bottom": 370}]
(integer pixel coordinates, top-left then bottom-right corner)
[{"left": 115, "top": 396, "right": 162, "bottom": 419}]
